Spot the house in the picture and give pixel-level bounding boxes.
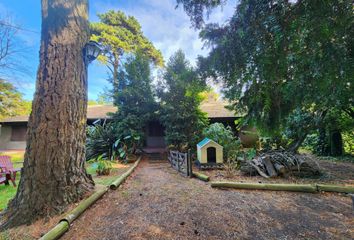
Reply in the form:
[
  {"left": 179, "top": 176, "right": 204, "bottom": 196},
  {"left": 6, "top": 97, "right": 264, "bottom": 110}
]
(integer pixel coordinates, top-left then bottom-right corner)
[
  {"left": 197, "top": 138, "right": 223, "bottom": 167},
  {"left": 0, "top": 98, "right": 240, "bottom": 151}
]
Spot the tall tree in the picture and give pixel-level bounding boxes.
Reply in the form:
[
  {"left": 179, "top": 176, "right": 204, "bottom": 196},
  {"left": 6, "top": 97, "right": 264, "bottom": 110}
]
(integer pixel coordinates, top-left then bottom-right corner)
[
  {"left": 179, "top": 0, "right": 353, "bottom": 153},
  {"left": 90, "top": 10, "right": 163, "bottom": 92},
  {"left": 1, "top": 0, "right": 94, "bottom": 229},
  {"left": 113, "top": 52, "right": 157, "bottom": 141},
  {"left": 0, "top": 79, "right": 31, "bottom": 120},
  {"left": 157, "top": 50, "right": 208, "bottom": 150}
]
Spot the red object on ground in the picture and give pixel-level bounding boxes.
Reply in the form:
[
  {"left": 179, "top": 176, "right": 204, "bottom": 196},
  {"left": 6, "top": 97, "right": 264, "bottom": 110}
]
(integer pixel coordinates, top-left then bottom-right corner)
[
  {"left": 0, "top": 171, "right": 7, "bottom": 184},
  {"left": 0, "top": 155, "right": 21, "bottom": 187}
]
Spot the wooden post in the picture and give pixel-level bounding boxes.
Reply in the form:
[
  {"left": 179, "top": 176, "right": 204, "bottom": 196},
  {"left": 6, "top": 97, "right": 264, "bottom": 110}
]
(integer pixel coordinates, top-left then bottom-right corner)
[{"left": 188, "top": 149, "right": 192, "bottom": 177}]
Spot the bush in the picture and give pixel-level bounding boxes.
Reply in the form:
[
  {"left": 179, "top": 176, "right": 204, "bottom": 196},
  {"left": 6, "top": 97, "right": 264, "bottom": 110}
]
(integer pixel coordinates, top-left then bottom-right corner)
[
  {"left": 88, "top": 154, "right": 113, "bottom": 176},
  {"left": 86, "top": 120, "right": 141, "bottom": 162},
  {"left": 86, "top": 121, "right": 118, "bottom": 161},
  {"left": 202, "top": 123, "right": 240, "bottom": 161}
]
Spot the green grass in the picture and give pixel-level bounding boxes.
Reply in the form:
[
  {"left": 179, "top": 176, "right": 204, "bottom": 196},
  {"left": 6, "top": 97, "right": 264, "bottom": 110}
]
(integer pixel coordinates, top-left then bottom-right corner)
[
  {"left": 0, "top": 180, "right": 19, "bottom": 211},
  {"left": 0, "top": 151, "right": 24, "bottom": 211},
  {"left": 0, "top": 152, "right": 128, "bottom": 211}
]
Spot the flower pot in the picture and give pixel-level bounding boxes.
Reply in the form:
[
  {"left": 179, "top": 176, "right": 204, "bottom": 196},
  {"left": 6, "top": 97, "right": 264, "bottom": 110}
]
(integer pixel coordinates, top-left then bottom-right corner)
[{"left": 126, "top": 154, "right": 137, "bottom": 163}]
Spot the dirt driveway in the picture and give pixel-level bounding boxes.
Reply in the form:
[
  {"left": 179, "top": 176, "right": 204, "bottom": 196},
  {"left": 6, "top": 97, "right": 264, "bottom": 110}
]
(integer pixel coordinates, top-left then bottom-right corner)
[{"left": 62, "top": 158, "right": 354, "bottom": 240}]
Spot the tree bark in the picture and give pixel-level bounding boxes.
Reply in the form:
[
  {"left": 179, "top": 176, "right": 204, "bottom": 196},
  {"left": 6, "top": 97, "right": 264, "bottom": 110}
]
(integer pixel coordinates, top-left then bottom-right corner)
[
  {"left": 330, "top": 129, "right": 343, "bottom": 156},
  {"left": 1, "top": 0, "right": 94, "bottom": 229}
]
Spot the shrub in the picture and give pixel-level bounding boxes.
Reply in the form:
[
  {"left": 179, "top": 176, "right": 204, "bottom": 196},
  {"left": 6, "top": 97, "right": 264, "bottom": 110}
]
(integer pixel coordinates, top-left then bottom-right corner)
[
  {"left": 202, "top": 123, "right": 240, "bottom": 161},
  {"left": 86, "top": 121, "right": 118, "bottom": 161},
  {"left": 86, "top": 121, "right": 141, "bottom": 162},
  {"left": 88, "top": 154, "right": 113, "bottom": 176}
]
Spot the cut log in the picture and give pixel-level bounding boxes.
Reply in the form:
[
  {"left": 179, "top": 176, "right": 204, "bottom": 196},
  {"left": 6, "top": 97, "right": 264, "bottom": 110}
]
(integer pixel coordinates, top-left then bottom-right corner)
[
  {"left": 274, "top": 163, "right": 286, "bottom": 175},
  {"left": 39, "top": 221, "right": 69, "bottom": 240},
  {"left": 210, "top": 182, "right": 354, "bottom": 194},
  {"left": 249, "top": 162, "right": 269, "bottom": 178},
  {"left": 193, "top": 172, "right": 210, "bottom": 182},
  {"left": 239, "top": 151, "right": 321, "bottom": 178},
  {"left": 110, "top": 156, "right": 141, "bottom": 190},
  {"left": 263, "top": 156, "right": 277, "bottom": 177},
  {"left": 317, "top": 184, "right": 354, "bottom": 194},
  {"left": 211, "top": 182, "right": 318, "bottom": 193}
]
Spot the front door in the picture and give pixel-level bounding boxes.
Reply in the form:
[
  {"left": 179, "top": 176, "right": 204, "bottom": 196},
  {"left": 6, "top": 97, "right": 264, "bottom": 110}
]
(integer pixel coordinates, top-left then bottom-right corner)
[
  {"left": 146, "top": 121, "right": 166, "bottom": 148},
  {"left": 207, "top": 147, "right": 216, "bottom": 164}
]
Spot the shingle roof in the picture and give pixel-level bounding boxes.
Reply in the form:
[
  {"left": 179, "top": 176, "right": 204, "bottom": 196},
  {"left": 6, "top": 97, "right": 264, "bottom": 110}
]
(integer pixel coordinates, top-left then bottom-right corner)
[{"left": 1, "top": 99, "right": 239, "bottom": 123}]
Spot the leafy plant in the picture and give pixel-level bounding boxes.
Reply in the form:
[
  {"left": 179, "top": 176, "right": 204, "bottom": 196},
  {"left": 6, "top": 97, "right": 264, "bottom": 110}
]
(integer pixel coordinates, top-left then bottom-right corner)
[
  {"left": 202, "top": 123, "right": 240, "bottom": 161},
  {"left": 244, "top": 148, "right": 257, "bottom": 161},
  {"left": 88, "top": 154, "right": 113, "bottom": 176},
  {"left": 113, "top": 133, "right": 141, "bottom": 161},
  {"left": 86, "top": 121, "right": 119, "bottom": 161}
]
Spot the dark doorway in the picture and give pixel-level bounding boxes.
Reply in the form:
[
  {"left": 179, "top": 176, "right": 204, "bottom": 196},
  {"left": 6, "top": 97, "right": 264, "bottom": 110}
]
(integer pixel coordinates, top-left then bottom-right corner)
[
  {"left": 207, "top": 147, "right": 216, "bottom": 164},
  {"left": 145, "top": 121, "right": 166, "bottom": 148}
]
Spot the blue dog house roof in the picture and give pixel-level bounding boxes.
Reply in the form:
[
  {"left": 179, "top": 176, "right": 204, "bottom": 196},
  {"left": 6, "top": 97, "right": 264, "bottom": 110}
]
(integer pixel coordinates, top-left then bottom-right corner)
[{"left": 197, "top": 138, "right": 222, "bottom": 148}]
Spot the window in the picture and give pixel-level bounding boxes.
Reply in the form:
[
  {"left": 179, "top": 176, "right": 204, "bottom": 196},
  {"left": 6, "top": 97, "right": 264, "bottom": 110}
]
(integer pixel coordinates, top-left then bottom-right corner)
[{"left": 11, "top": 126, "right": 27, "bottom": 141}]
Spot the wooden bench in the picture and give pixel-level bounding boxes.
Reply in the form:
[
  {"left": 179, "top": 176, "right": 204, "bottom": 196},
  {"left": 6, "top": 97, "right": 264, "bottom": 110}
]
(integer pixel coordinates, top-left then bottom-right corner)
[{"left": 0, "top": 155, "right": 21, "bottom": 187}]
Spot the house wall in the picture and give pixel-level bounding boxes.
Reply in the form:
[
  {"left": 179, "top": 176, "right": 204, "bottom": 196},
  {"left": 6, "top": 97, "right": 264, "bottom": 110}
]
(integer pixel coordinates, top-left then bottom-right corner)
[
  {"left": 0, "top": 125, "right": 26, "bottom": 150},
  {"left": 199, "top": 142, "right": 223, "bottom": 164}
]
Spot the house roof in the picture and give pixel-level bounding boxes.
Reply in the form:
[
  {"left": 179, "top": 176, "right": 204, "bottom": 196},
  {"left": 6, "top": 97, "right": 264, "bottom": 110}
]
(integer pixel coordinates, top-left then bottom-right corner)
[
  {"left": 0, "top": 99, "right": 239, "bottom": 124},
  {"left": 0, "top": 105, "right": 117, "bottom": 123},
  {"left": 197, "top": 138, "right": 222, "bottom": 148},
  {"left": 200, "top": 98, "right": 237, "bottom": 118}
]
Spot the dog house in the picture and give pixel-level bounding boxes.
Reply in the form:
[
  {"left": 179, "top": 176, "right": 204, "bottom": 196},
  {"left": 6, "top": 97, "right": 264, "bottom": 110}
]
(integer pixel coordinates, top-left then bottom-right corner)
[{"left": 197, "top": 138, "right": 223, "bottom": 167}]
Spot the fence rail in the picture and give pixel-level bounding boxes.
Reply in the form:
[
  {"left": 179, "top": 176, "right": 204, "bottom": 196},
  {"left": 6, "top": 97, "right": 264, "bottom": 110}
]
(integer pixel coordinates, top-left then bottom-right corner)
[{"left": 168, "top": 150, "right": 192, "bottom": 177}]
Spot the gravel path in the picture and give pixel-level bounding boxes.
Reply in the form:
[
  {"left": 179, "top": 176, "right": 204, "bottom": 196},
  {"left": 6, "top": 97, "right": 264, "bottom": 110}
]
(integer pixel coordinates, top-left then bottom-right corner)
[{"left": 62, "top": 158, "right": 354, "bottom": 240}]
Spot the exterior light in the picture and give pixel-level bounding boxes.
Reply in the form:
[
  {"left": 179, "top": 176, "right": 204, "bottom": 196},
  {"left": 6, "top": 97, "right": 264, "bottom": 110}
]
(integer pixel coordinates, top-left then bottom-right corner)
[{"left": 84, "top": 40, "right": 102, "bottom": 64}]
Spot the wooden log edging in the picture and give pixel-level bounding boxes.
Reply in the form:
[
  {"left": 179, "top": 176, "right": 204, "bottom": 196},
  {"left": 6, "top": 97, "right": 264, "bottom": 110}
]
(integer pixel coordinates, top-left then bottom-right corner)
[
  {"left": 40, "top": 156, "right": 142, "bottom": 240},
  {"left": 193, "top": 172, "right": 210, "bottom": 182},
  {"left": 210, "top": 182, "right": 354, "bottom": 194},
  {"left": 39, "top": 186, "right": 108, "bottom": 240},
  {"left": 316, "top": 184, "right": 354, "bottom": 194},
  {"left": 110, "top": 156, "right": 141, "bottom": 190}
]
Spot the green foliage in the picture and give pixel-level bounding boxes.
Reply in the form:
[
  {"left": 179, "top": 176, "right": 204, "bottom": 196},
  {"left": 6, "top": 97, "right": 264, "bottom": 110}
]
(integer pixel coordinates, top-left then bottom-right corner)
[
  {"left": 88, "top": 154, "right": 113, "bottom": 176},
  {"left": 176, "top": 0, "right": 224, "bottom": 28},
  {"left": 86, "top": 120, "right": 141, "bottom": 161},
  {"left": 244, "top": 148, "right": 257, "bottom": 161},
  {"left": 90, "top": 10, "right": 163, "bottom": 92},
  {"left": 113, "top": 134, "right": 141, "bottom": 160},
  {"left": 157, "top": 50, "right": 208, "bottom": 150},
  {"left": 112, "top": 52, "right": 157, "bottom": 145},
  {"left": 342, "top": 131, "right": 354, "bottom": 155},
  {"left": 181, "top": 0, "right": 353, "bottom": 154},
  {"left": 86, "top": 121, "right": 119, "bottom": 161},
  {"left": 0, "top": 79, "right": 31, "bottom": 120},
  {"left": 202, "top": 123, "right": 240, "bottom": 160}
]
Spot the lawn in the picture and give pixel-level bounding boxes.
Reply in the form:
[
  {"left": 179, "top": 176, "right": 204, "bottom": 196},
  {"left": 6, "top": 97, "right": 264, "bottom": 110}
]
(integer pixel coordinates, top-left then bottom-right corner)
[
  {"left": 0, "top": 151, "right": 24, "bottom": 211},
  {"left": 0, "top": 151, "right": 131, "bottom": 211}
]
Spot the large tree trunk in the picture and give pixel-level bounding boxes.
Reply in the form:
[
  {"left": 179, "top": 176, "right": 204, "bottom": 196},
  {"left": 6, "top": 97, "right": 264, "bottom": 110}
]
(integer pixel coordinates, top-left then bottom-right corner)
[
  {"left": 0, "top": 0, "right": 94, "bottom": 229},
  {"left": 330, "top": 129, "right": 343, "bottom": 156}
]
